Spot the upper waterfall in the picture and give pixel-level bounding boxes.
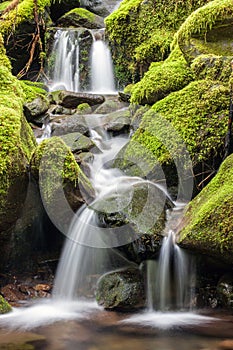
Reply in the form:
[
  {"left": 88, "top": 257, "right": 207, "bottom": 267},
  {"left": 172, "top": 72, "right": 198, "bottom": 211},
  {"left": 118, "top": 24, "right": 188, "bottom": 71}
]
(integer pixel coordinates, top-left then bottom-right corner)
[{"left": 49, "top": 28, "right": 116, "bottom": 94}]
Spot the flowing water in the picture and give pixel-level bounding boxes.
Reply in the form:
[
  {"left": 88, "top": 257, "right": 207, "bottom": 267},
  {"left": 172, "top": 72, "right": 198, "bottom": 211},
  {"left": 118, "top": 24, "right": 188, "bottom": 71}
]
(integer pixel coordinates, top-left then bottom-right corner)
[
  {"left": 49, "top": 29, "right": 116, "bottom": 94},
  {"left": 90, "top": 39, "right": 116, "bottom": 93}
]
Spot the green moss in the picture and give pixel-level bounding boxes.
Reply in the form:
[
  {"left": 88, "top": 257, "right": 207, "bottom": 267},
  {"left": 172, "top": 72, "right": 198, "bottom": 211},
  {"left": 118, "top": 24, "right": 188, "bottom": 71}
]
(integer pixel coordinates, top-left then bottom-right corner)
[
  {"left": 122, "top": 79, "right": 229, "bottom": 179},
  {"left": 0, "top": 33, "right": 11, "bottom": 69},
  {"left": 191, "top": 54, "right": 232, "bottom": 82},
  {"left": 30, "top": 137, "right": 93, "bottom": 204},
  {"left": 0, "top": 1, "right": 11, "bottom": 13},
  {"left": 62, "top": 7, "right": 95, "bottom": 22},
  {"left": 179, "top": 154, "right": 233, "bottom": 262},
  {"left": 20, "top": 80, "right": 47, "bottom": 103},
  {"left": 0, "top": 54, "right": 36, "bottom": 213},
  {"left": 174, "top": 0, "right": 233, "bottom": 62},
  {"left": 105, "top": 0, "right": 211, "bottom": 85},
  {"left": 76, "top": 102, "right": 92, "bottom": 114},
  {"left": 130, "top": 47, "right": 194, "bottom": 105},
  {"left": 0, "top": 295, "right": 12, "bottom": 314},
  {"left": 0, "top": 0, "right": 51, "bottom": 36}
]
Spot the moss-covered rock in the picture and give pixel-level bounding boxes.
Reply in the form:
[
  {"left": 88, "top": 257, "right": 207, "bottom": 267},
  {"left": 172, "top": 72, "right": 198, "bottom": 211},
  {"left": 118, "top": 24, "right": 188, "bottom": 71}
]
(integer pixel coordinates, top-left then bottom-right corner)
[
  {"left": 30, "top": 137, "right": 94, "bottom": 233},
  {"left": 96, "top": 267, "right": 146, "bottom": 310},
  {"left": 174, "top": 0, "right": 233, "bottom": 64},
  {"left": 191, "top": 54, "right": 232, "bottom": 82},
  {"left": 178, "top": 154, "right": 233, "bottom": 266},
  {"left": 0, "top": 34, "right": 36, "bottom": 235},
  {"left": 0, "top": 295, "right": 12, "bottom": 314},
  {"left": 122, "top": 79, "right": 229, "bottom": 192},
  {"left": 57, "top": 7, "right": 104, "bottom": 29},
  {"left": 130, "top": 47, "right": 194, "bottom": 105},
  {"left": 105, "top": 0, "right": 211, "bottom": 86}
]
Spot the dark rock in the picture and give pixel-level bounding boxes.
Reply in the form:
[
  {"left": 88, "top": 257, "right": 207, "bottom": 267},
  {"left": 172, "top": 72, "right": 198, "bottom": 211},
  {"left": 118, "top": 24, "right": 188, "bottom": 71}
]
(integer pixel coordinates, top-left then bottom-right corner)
[
  {"left": 94, "top": 97, "right": 128, "bottom": 114},
  {"left": 59, "top": 90, "right": 105, "bottom": 108},
  {"left": 96, "top": 267, "right": 146, "bottom": 310},
  {"left": 60, "top": 132, "right": 97, "bottom": 153},
  {"left": 118, "top": 91, "right": 130, "bottom": 103},
  {"left": 50, "top": 0, "right": 80, "bottom": 22},
  {"left": 217, "top": 274, "right": 233, "bottom": 309},
  {"left": 51, "top": 114, "right": 89, "bottom": 136},
  {"left": 24, "top": 97, "right": 50, "bottom": 123},
  {"left": 103, "top": 108, "right": 131, "bottom": 133},
  {"left": 57, "top": 8, "right": 105, "bottom": 29}
]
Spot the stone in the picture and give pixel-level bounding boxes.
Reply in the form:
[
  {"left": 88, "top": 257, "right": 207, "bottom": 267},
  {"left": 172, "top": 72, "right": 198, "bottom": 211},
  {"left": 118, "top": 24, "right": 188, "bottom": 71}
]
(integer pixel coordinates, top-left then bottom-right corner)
[
  {"left": 94, "top": 98, "right": 128, "bottom": 114},
  {"left": 51, "top": 114, "right": 89, "bottom": 136},
  {"left": 96, "top": 267, "right": 146, "bottom": 310},
  {"left": 103, "top": 108, "right": 131, "bottom": 133},
  {"left": 57, "top": 8, "right": 105, "bottom": 29},
  {"left": 58, "top": 90, "right": 105, "bottom": 108},
  {"left": 23, "top": 96, "right": 50, "bottom": 122},
  {"left": 60, "top": 132, "right": 97, "bottom": 153},
  {"left": 217, "top": 274, "right": 233, "bottom": 308}
]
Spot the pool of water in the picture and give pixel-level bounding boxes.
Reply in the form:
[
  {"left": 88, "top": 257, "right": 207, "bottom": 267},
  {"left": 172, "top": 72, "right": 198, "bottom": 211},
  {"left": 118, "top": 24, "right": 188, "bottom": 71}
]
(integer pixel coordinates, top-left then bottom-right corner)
[{"left": 0, "top": 301, "right": 232, "bottom": 350}]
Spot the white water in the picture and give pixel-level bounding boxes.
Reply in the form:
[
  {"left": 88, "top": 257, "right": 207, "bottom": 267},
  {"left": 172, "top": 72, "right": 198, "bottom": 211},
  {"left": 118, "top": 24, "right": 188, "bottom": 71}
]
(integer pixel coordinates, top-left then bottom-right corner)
[
  {"left": 49, "top": 30, "right": 116, "bottom": 94},
  {"left": 50, "top": 29, "right": 80, "bottom": 92},
  {"left": 90, "top": 39, "right": 116, "bottom": 93}
]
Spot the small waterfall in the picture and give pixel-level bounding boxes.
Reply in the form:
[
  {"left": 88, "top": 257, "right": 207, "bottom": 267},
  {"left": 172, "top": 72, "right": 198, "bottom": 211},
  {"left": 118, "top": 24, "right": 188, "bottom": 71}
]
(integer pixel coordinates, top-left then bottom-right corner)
[
  {"left": 90, "top": 39, "right": 116, "bottom": 93},
  {"left": 49, "top": 29, "right": 116, "bottom": 93},
  {"left": 51, "top": 29, "right": 80, "bottom": 92},
  {"left": 147, "top": 229, "right": 194, "bottom": 312}
]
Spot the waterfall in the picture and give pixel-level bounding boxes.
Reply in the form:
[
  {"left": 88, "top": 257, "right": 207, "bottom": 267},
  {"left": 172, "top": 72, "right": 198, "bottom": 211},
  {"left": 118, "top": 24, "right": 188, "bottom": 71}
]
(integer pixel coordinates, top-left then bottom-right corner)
[
  {"left": 90, "top": 39, "right": 116, "bottom": 93},
  {"left": 50, "top": 29, "right": 80, "bottom": 92},
  {"left": 147, "top": 230, "right": 194, "bottom": 312},
  {"left": 49, "top": 29, "right": 116, "bottom": 93}
]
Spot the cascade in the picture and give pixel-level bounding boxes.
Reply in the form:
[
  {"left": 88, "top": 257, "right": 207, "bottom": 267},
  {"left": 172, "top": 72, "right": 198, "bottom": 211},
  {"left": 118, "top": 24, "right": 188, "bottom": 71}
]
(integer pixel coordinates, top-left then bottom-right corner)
[
  {"left": 50, "top": 29, "right": 80, "bottom": 92},
  {"left": 90, "top": 38, "right": 116, "bottom": 93},
  {"left": 49, "top": 29, "right": 116, "bottom": 93}
]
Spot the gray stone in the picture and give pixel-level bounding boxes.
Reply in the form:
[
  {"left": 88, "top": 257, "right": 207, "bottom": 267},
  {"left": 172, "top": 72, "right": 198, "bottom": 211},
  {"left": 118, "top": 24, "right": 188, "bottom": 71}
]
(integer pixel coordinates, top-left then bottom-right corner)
[
  {"left": 24, "top": 97, "right": 50, "bottom": 122},
  {"left": 96, "top": 267, "right": 146, "bottom": 310},
  {"left": 59, "top": 90, "right": 105, "bottom": 108},
  {"left": 51, "top": 114, "right": 89, "bottom": 136}
]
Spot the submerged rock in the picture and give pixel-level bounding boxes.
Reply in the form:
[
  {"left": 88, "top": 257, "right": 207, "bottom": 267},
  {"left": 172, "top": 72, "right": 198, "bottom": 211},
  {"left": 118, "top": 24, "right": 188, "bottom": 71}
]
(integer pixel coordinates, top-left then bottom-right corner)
[{"left": 96, "top": 267, "right": 145, "bottom": 310}]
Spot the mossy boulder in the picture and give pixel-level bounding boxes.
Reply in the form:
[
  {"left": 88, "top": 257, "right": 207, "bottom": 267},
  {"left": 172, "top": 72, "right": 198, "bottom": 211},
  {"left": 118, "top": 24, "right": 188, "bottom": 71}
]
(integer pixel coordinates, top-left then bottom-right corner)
[
  {"left": 57, "top": 8, "right": 104, "bottom": 29},
  {"left": 0, "top": 35, "right": 36, "bottom": 235},
  {"left": 96, "top": 267, "right": 146, "bottom": 310},
  {"left": 178, "top": 154, "right": 233, "bottom": 266},
  {"left": 0, "top": 295, "right": 12, "bottom": 314},
  {"left": 175, "top": 0, "right": 233, "bottom": 64},
  {"left": 121, "top": 79, "right": 229, "bottom": 192},
  {"left": 191, "top": 54, "right": 233, "bottom": 82},
  {"left": 105, "top": 0, "right": 211, "bottom": 86},
  {"left": 130, "top": 47, "right": 194, "bottom": 105},
  {"left": 30, "top": 137, "right": 94, "bottom": 233}
]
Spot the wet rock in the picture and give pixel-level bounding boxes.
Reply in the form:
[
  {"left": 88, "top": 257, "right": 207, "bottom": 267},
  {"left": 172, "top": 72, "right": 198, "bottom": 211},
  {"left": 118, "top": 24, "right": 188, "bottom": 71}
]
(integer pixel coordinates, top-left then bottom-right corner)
[
  {"left": 104, "top": 108, "right": 131, "bottom": 133},
  {"left": 51, "top": 114, "right": 89, "bottom": 136},
  {"left": 59, "top": 90, "right": 105, "bottom": 109},
  {"left": 96, "top": 182, "right": 173, "bottom": 263},
  {"left": 57, "top": 8, "right": 105, "bottom": 29},
  {"left": 217, "top": 274, "right": 233, "bottom": 309},
  {"left": 96, "top": 267, "right": 146, "bottom": 310},
  {"left": 118, "top": 91, "right": 131, "bottom": 103},
  {"left": 60, "top": 132, "right": 97, "bottom": 153},
  {"left": 24, "top": 97, "right": 50, "bottom": 123},
  {"left": 94, "top": 98, "right": 128, "bottom": 114},
  {"left": 1, "top": 284, "right": 27, "bottom": 303},
  {"left": 49, "top": 104, "right": 76, "bottom": 116}
]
